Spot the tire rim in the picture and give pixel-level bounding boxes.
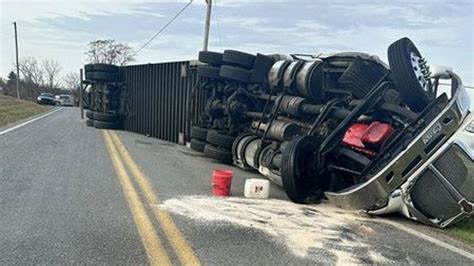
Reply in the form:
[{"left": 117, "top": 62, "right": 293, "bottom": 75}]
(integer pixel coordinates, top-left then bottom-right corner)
[{"left": 410, "top": 52, "right": 432, "bottom": 94}]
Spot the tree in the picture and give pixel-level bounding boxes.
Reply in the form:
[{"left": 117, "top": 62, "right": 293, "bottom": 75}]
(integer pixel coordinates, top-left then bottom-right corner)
[
  {"left": 7, "top": 71, "right": 17, "bottom": 86},
  {"left": 63, "top": 72, "right": 80, "bottom": 91},
  {"left": 85, "top": 39, "right": 135, "bottom": 66},
  {"left": 18, "top": 57, "right": 44, "bottom": 86},
  {"left": 42, "top": 59, "right": 62, "bottom": 88}
]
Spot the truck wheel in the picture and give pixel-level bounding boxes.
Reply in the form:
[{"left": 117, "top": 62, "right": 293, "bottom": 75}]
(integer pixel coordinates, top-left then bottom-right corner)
[
  {"left": 198, "top": 51, "right": 224, "bottom": 66},
  {"left": 219, "top": 65, "right": 251, "bottom": 83},
  {"left": 84, "top": 63, "right": 119, "bottom": 73},
  {"left": 93, "top": 112, "right": 119, "bottom": 122},
  {"left": 86, "top": 119, "right": 94, "bottom": 127},
  {"left": 281, "top": 136, "right": 325, "bottom": 203},
  {"left": 191, "top": 126, "right": 210, "bottom": 141},
  {"left": 206, "top": 130, "right": 236, "bottom": 149},
  {"left": 223, "top": 50, "right": 256, "bottom": 69},
  {"left": 190, "top": 138, "right": 206, "bottom": 152},
  {"left": 93, "top": 120, "right": 121, "bottom": 129},
  {"left": 388, "top": 37, "right": 434, "bottom": 112},
  {"left": 90, "top": 72, "right": 119, "bottom": 81},
  {"left": 85, "top": 71, "right": 94, "bottom": 80},
  {"left": 197, "top": 66, "right": 221, "bottom": 79},
  {"left": 86, "top": 111, "right": 95, "bottom": 119},
  {"left": 204, "top": 144, "right": 233, "bottom": 164}
]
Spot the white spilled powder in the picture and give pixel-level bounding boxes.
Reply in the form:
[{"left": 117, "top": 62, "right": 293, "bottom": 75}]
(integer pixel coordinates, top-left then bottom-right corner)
[{"left": 159, "top": 196, "right": 391, "bottom": 264}]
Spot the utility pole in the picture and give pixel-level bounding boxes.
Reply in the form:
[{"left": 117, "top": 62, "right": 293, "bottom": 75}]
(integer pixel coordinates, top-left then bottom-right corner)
[
  {"left": 13, "top": 21, "right": 20, "bottom": 99},
  {"left": 202, "top": 0, "right": 212, "bottom": 51},
  {"left": 79, "top": 69, "right": 84, "bottom": 119}
]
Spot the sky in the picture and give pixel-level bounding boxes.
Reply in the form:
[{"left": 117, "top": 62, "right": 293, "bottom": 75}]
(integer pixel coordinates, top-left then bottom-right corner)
[{"left": 0, "top": 0, "right": 473, "bottom": 87}]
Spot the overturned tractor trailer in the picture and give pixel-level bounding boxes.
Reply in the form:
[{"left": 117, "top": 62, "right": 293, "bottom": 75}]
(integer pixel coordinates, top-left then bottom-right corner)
[{"left": 192, "top": 37, "right": 473, "bottom": 228}]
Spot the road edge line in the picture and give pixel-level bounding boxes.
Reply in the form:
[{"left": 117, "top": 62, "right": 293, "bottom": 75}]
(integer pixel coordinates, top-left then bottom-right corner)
[{"left": 0, "top": 107, "right": 64, "bottom": 136}]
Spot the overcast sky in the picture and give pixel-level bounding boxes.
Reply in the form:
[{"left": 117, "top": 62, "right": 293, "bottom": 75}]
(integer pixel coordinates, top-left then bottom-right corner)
[{"left": 0, "top": 0, "right": 473, "bottom": 86}]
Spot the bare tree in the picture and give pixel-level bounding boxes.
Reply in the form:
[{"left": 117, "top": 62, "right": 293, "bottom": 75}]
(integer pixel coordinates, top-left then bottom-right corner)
[
  {"left": 85, "top": 39, "right": 135, "bottom": 66},
  {"left": 63, "top": 72, "right": 80, "bottom": 91},
  {"left": 18, "top": 57, "right": 44, "bottom": 86},
  {"left": 42, "top": 59, "right": 62, "bottom": 88}
]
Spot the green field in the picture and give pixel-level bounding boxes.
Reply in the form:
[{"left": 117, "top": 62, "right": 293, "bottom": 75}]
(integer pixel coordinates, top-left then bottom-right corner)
[
  {"left": 0, "top": 94, "right": 51, "bottom": 128},
  {"left": 446, "top": 217, "right": 474, "bottom": 245}
]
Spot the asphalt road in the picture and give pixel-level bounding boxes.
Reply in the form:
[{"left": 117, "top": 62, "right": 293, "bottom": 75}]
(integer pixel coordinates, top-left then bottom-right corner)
[{"left": 0, "top": 107, "right": 472, "bottom": 265}]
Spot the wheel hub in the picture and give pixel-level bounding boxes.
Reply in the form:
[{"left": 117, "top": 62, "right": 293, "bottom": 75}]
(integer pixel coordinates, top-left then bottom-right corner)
[{"left": 410, "top": 52, "right": 432, "bottom": 93}]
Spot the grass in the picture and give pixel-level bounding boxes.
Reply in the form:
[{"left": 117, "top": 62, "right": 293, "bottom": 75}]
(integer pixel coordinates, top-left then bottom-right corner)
[
  {"left": 445, "top": 217, "right": 474, "bottom": 245},
  {"left": 0, "top": 94, "right": 51, "bottom": 128}
]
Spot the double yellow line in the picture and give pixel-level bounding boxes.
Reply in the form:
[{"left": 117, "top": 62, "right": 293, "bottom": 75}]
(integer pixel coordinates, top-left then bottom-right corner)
[{"left": 103, "top": 130, "right": 200, "bottom": 266}]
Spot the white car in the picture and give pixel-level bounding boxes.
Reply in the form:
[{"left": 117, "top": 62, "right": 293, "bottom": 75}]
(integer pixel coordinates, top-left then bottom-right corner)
[{"left": 57, "top": 94, "right": 74, "bottom": 106}]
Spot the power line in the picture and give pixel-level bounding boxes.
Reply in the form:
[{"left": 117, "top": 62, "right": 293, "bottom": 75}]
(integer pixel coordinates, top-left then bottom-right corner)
[{"left": 134, "top": 0, "right": 193, "bottom": 55}]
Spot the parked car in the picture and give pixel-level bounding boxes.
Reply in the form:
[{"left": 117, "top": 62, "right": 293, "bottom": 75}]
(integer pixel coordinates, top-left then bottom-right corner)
[
  {"left": 57, "top": 94, "right": 74, "bottom": 106},
  {"left": 37, "top": 93, "right": 56, "bottom": 105}
]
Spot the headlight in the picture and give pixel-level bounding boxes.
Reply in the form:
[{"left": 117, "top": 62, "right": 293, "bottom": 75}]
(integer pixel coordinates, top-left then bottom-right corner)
[
  {"left": 37, "top": 97, "right": 41, "bottom": 101},
  {"left": 465, "top": 120, "right": 474, "bottom": 133}
]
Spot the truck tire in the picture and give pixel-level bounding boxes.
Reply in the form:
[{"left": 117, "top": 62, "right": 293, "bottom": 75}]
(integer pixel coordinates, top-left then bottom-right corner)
[
  {"left": 90, "top": 72, "right": 119, "bottom": 81},
  {"left": 281, "top": 136, "right": 326, "bottom": 203},
  {"left": 93, "top": 120, "right": 121, "bottom": 129},
  {"left": 204, "top": 144, "right": 233, "bottom": 164},
  {"left": 84, "top": 63, "right": 119, "bottom": 73},
  {"left": 206, "top": 130, "right": 236, "bottom": 149},
  {"left": 223, "top": 50, "right": 256, "bottom": 69},
  {"left": 197, "top": 66, "right": 221, "bottom": 79},
  {"left": 190, "top": 138, "right": 206, "bottom": 152},
  {"left": 85, "top": 71, "right": 94, "bottom": 80},
  {"left": 198, "top": 51, "right": 224, "bottom": 66},
  {"left": 86, "top": 119, "right": 94, "bottom": 127},
  {"left": 191, "top": 126, "right": 210, "bottom": 141},
  {"left": 86, "top": 111, "right": 95, "bottom": 119},
  {"left": 220, "top": 65, "right": 251, "bottom": 83},
  {"left": 93, "top": 112, "right": 119, "bottom": 122},
  {"left": 388, "top": 37, "right": 434, "bottom": 112}
]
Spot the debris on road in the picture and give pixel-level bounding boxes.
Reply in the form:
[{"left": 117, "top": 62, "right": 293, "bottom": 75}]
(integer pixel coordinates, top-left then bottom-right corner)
[
  {"left": 161, "top": 196, "right": 390, "bottom": 264},
  {"left": 244, "top": 178, "right": 270, "bottom": 199},
  {"left": 212, "top": 169, "right": 233, "bottom": 196}
]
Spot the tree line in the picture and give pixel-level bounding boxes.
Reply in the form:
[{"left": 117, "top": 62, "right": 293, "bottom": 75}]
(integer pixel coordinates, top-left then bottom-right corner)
[
  {"left": 0, "top": 39, "right": 135, "bottom": 102},
  {"left": 0, "top": 57, "right": 79, "bottom": 102}
]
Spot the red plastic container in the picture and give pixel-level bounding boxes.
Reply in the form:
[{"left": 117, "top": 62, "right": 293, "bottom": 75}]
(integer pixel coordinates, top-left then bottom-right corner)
[
  {"left": 362, "top": 121, "right": 394, "bottom": 147},
  {"left": 342, "top": 121, "right": 394, "bottom": 156},
  {"left": 212, "top": 169, "right": 234, "bottom": 196}
]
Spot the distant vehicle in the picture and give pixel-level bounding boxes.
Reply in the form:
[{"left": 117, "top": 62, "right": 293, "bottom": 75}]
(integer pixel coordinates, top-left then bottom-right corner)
[
  {"left": 37, "top": 93, "right": 56, "bottom": 105},
  {"left": 57, "top": 94, "right": 74, "bottom": 106}
]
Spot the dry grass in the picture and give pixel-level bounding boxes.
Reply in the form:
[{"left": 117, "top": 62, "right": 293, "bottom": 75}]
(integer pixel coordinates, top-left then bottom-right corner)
[{"left": 0, "top": 94, "right": 51, "bottom": 128}]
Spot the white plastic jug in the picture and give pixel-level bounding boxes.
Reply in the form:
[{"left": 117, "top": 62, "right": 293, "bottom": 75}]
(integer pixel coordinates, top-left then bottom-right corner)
[{"left": 244, "top": 178, "right": 270, "bottom": 199}]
